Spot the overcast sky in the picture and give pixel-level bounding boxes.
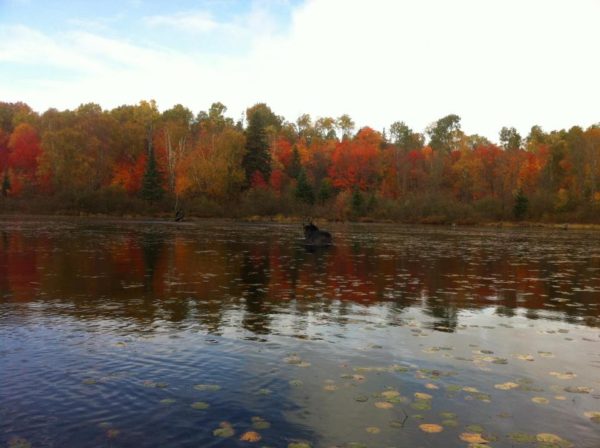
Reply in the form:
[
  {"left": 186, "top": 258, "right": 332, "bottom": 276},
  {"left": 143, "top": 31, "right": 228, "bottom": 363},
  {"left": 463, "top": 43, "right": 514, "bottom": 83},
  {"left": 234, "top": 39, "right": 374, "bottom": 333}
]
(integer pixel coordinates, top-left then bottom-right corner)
[{"left": 1, "top": 0, "right": 599, "bottom": 141}]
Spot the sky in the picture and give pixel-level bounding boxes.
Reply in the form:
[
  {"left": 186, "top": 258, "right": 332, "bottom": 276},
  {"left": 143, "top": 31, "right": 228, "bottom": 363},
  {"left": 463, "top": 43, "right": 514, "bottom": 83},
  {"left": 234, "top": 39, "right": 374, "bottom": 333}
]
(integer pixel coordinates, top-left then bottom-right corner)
[{"left": 0, "top": 0, "right": 599, "bottom": 141}]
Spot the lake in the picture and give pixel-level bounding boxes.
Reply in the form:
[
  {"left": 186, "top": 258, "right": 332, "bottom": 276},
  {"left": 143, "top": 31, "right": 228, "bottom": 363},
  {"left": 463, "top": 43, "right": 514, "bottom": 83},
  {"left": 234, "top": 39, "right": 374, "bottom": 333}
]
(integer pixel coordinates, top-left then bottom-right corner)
[{"left": 1, "top": 217, "right": 599, "bottom": 448}]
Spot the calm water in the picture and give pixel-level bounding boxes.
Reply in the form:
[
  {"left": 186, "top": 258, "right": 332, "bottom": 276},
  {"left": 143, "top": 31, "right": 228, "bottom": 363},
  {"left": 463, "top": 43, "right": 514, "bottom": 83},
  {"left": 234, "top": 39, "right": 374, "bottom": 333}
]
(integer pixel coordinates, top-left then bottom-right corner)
[{"left": 1, "top": 217, "right": 599, "bottom": 448}]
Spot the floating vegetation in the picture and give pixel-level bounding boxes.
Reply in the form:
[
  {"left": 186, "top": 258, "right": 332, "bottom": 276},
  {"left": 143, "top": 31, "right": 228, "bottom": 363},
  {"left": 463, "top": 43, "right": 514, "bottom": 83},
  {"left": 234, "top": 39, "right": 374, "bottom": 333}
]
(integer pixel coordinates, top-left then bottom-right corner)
[
  {"left": 419, "top": 423, "right": 443, "bottom": 433},
  {"left": 414, "top": 392, "right": 433, "bottom": 400},
  {"left": 284, "top": 355, "right": 303, "bottom": 365},
  {"left": 160, "top": 398, "right": 176, "bottom": 405},
  {"left": 7, "top": 437, "right": 31, "bottom": 448},
  {"left": 257, "top": 388, "right": 272, "bottom": 395},
  {"left": 142, "top": 380, "right": 168, "bottom": 388},
  {"left": 190, "top": 401, "right": 210, "bottom": 410},
  {"left": 288, "top": 441, "right": 311, "bottom": 448},
  {"left": 584, "top": 411, "right": 600, "bottom": 423},
  {"left": 374, "top": 401, "right": 394, "bottom": 409},
  {"left": 536, "top": 433, "right": 573, "bottom": 448},
  {"left": 289, "top": 379, "right": 303, "bottom": 387},
  {"left": 381, "top": 390, "right": 400, "bottom": 399},
  {"left": 549, "top": 371, "right": 576, "bottom": 380},
  {"left": 564, "top": 386, "right": 592, "bottom": 394},
  {"left": 239, "top": 431, "right": 261, "bottom": 442},
  {"left": 106, "top": 428, "right": 120, "bottom": 439},
  {"left": 460, "top": 432, "right": 488, "bottom": 444},
  {"left": 508, "top": 432, "right": 537, "bottom": 443},
  {"left": 355, "top": 394, "right": 369, "bottom": 402},
  {"left": 465, "top": 424, "right": 485, "bottom": 433},
  {"left": 494, "top": 382, "right": 520, "bottom": 390},
  {"left": 365, "top": 426, "right": 380, "bottom": 434},
  {"left": 194, "top": 384, "right": 221, "bottom": 392},
  {"left": 251, "top": 416, "right": 271, "bottom": 430},
  {"left": 531, "top": 397, "right": 550, "bottom": 404},
  {"left": 213, "top": 422, "right": 235, "bottom": 438}
]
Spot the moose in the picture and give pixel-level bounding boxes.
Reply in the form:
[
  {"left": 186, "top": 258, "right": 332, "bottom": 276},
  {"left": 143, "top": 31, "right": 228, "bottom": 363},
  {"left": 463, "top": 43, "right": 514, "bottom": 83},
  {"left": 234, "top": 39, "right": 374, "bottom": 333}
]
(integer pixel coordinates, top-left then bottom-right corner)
[{"left": 303, "top": 220, "right": 333, "bottom": 247}]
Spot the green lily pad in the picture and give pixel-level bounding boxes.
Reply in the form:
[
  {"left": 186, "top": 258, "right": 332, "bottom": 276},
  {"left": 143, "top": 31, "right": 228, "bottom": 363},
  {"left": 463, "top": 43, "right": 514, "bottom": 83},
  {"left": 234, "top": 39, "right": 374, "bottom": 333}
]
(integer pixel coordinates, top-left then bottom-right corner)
[
  {"left": 251, "top": 416, "right": 271, "bottom": 430},
  {"left": 411, "top": 399, "right": 431, "bottom": 411},
  {"left": 440, "top": 412, "right": 457, "bottom": 419},
  {"left": 213, "top": 422, "right": 234, "bottom": 438},
  {"left": 508, "top": 432, "right": 537, "bottom": 443},
  {"left": 442, "top": 419, "right": 459, "bottom": 427},
  {"left": 160, "top": 398, "right": 176, "bottom": 405},
  {"left": 194, "top": 384, "right": 221, "bottom": 392},
  {"left": 191, "top": 401, "right": 210, "bottom": 410},
  {"left": 288, "top": 442, "right": 311, "bottom": 448},
  {"left": 466, "top": 424, "right": 485, "bottom": 433}
]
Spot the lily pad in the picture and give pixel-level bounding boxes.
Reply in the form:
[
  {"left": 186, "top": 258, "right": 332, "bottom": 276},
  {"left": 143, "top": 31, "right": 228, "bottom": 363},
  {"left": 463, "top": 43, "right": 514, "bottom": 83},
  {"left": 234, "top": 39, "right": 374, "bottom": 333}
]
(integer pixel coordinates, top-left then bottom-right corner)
[
  {"left": 411, "top": 399, "right": 431, "bottom": 411},
  {"left": 440, "top": 412, "right": 457, "bottom": 419},
  {"left": 564, "top": 386, "right": 592, "bottom": 394},
  {"left": 160, "top": 398, "right": 176, "bottom": 405},
  {"left": 252, "top": 416, "right": 271, "bottom": 430},
  {"left": 240, "top": 431, "right": 261, "bottom": 442},
  {"left": 194, "top": 384, "right": 221, "bottom": 392},
  {"left": 419, "top": 423, "right": 443, "bottom": 433},
  {"left": 191, "top": 401, "right": 210, "bottom": 410},
  {"left": 494, "top": 382, "right": 520, "bottom": 390},
  {"left": 288, "top": 442, "right": 311, "bottom": 448},
  {"left": 289, "top": 379, "right": 303, "bottom": 387},
  {"left": 584, "top": 411, "right": 600, "bottom": 423},
  {"left": 374, "top": 401, "right": 394, "bottom": 409},
  {"left": 536, "top": 433, "right": 573, "bottom": 448},
  {"left": 365, "top": 426, "right": 380, "bottom": 434},
  {"left": 213, "top": 422, "right": 235, "bottom": 438},
  {"left": 465, "top": 424, "right": 485, "bottom": 433},
  {"left": 508, "top": 432, "right": 537, "bottom": 443},
  {"left": 549, "top": 372, "right": 576, "bottom": 380},
  {"left": 532, "top": 396, "right": 549, "bottom": 404},
  {"left": 460, "top": 432, "right": 488, "bottom": 444},
  {"left": 381, "top": 390, "right": 400, "bottom": 399},
  {"left": 414, "top": 392, "right": 433, "bottom": 400}
]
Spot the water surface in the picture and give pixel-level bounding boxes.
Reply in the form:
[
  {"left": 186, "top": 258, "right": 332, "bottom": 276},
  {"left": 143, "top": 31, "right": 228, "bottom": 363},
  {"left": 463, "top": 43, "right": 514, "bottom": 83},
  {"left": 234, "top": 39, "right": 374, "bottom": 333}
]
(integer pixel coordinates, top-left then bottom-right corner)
[{"left": 1, "top": 218, "right": 599, "bottom": 447}]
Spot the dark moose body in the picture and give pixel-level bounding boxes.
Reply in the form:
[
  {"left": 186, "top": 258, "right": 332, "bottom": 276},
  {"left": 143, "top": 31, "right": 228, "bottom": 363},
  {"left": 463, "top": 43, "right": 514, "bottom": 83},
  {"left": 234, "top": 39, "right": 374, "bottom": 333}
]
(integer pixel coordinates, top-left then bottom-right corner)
[{"left": 303, "top": 222, "right": 332, "bottom": 246}]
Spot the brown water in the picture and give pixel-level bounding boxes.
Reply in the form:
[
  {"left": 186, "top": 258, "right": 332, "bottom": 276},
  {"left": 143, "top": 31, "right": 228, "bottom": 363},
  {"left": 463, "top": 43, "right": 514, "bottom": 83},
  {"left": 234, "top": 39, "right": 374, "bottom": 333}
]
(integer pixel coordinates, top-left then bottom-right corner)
[{"left": 1, "top": 217, "right": 599, "bottom": 448}]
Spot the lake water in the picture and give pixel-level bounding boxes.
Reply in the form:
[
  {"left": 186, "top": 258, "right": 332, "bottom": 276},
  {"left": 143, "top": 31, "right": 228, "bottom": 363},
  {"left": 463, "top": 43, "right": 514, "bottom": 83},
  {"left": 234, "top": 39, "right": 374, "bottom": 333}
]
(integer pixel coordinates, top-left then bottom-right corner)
[{"left": 1, "top": 217, "right": 599, "bottom": 448}]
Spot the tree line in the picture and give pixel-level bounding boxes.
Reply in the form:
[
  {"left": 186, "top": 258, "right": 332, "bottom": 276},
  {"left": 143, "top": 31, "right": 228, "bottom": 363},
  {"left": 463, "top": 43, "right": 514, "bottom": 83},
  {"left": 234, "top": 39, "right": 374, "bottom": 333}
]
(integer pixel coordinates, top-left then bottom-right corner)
[{"left": 1, "top": 100, "right": 599, "bottom": 222}]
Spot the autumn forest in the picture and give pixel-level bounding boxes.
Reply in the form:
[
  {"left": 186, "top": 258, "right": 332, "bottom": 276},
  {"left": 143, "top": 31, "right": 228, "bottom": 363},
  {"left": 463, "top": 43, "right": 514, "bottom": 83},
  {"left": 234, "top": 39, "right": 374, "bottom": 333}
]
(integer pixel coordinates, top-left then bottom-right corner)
[{"left": 1, "top": 100, "right": 599, "bottom": 223}]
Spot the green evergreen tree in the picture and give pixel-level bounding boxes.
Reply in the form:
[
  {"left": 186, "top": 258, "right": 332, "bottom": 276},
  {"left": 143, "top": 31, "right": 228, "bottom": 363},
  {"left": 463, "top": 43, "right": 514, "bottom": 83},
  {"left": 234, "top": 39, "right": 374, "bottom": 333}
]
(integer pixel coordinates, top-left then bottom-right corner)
[
  {"left": 243, "top": 103, "right": 279, "bottom": 186},
  {"left": 1, "top": 172, "right": 10, "bottom": 197},
  {"left": 317, "top": 178, "right": 334, "bottom": 204},
  {"left": 351, "top": 187, "right": 364, "bottom": 217},
  {"left": 289, "top": 145, "right": 301, "bottom": 179},
  {"left": 513, "top": 188, "right": 528, "bottom": 220},
  {"left": 141, "top": 144, "right": 164, "bottom": 204},
  {"left": 295, "top": 168, "right": 315, "bottom": 205}
]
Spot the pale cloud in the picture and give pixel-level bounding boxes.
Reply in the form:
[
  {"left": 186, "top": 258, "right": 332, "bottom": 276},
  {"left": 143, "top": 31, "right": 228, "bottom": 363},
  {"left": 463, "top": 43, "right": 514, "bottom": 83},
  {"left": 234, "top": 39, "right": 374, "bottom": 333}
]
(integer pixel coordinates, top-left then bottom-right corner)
[
  {"left": 144, "top": 11, "right": 220, "bottom": 33},
  {"left": 1, "top": 0, "right": 599, "bottom": 141}
]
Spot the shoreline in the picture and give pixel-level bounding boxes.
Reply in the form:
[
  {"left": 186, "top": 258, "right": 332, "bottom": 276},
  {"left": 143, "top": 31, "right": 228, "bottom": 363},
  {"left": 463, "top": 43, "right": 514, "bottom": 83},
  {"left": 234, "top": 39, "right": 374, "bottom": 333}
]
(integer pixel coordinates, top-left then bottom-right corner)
[{"left": 1, "top": 211, "right": 600, "bottom": 230}]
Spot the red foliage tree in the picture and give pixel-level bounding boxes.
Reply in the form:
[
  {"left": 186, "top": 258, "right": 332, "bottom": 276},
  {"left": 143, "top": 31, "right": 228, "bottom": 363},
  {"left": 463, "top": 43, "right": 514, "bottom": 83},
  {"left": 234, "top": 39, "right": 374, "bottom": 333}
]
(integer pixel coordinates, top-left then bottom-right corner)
[{"left": 329, "top": 127, "right": 381, "bottom": 190}]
